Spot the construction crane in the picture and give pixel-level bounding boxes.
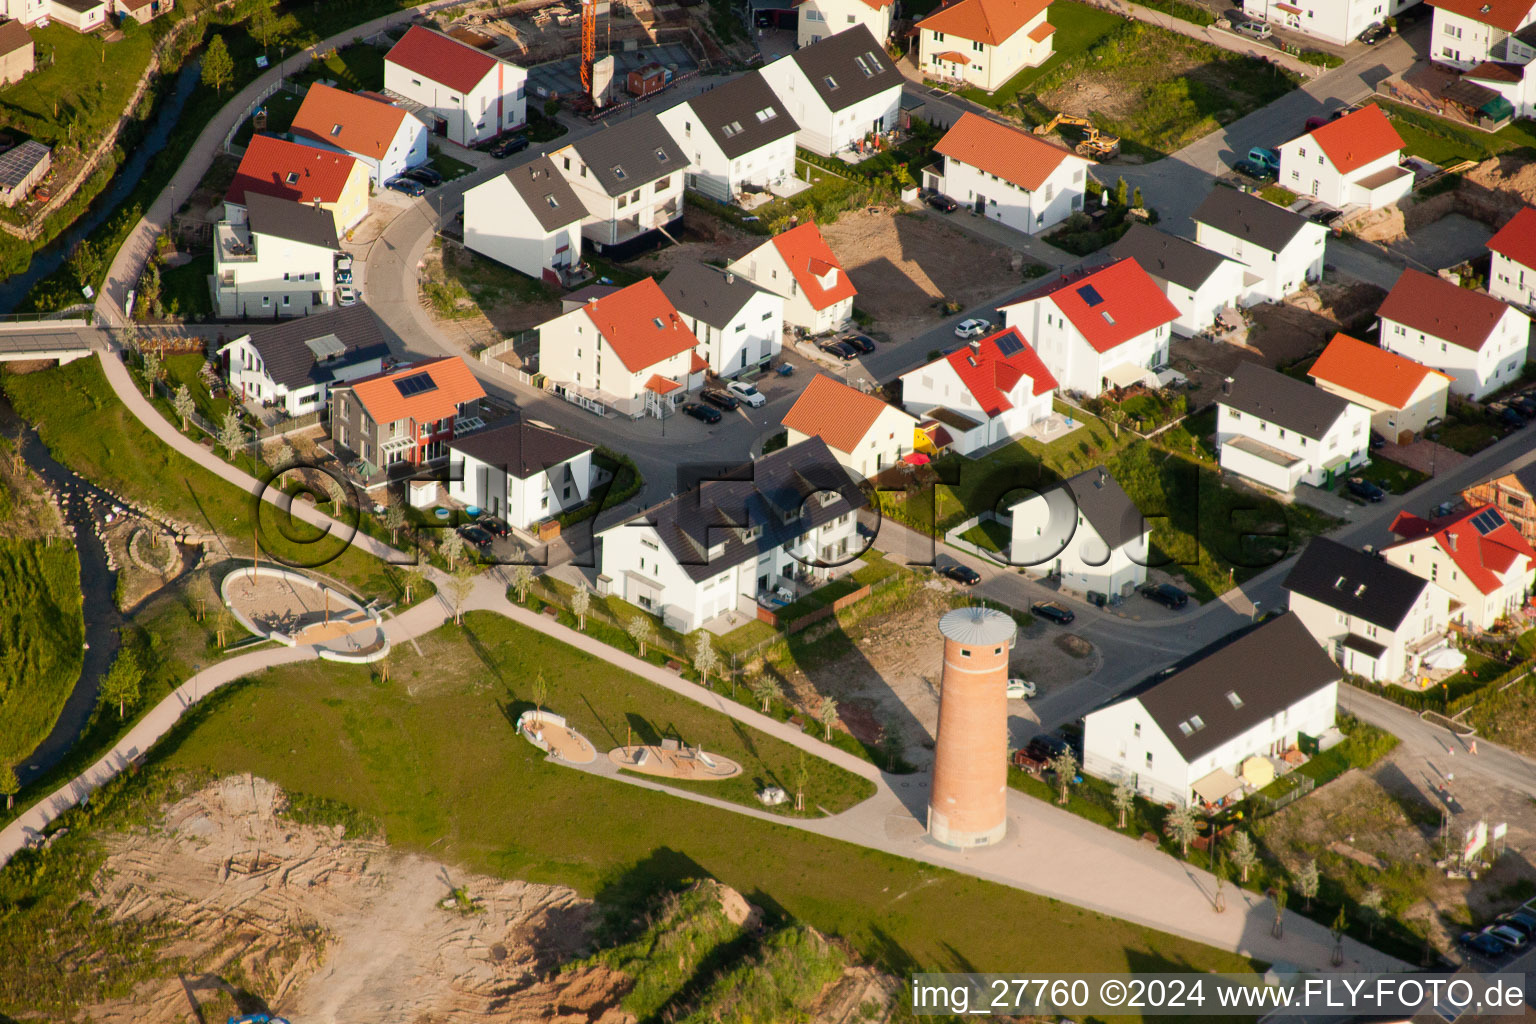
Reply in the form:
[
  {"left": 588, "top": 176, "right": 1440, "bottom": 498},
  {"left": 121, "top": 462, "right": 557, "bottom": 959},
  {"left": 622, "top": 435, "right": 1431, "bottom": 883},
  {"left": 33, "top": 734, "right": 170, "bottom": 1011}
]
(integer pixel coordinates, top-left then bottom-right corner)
[
  {"left": 1033, "top": 112, "right": 1120, "bottom": 161},
  {"left": 579, "top": 0, "right": 597, "bottom": 100}
]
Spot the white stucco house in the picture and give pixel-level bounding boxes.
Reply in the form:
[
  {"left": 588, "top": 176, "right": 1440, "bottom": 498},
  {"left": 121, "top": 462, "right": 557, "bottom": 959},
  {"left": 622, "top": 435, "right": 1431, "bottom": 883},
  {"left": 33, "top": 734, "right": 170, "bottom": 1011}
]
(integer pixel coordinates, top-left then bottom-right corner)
[
  {"left": 920, "top": 111, "right": 1090, "bottom": 236},
  {"left": 549, "top": 113, "right": 686, "bottom": 257},
  {"left": 289, "top": 83, "right": 427, "bottom": 186},
  {"left": 213, "top": 192, "right": 340, "bottom": 320},
  {"left": 758, "top": 26, "right": 903, "bottom": 158},
  {"left": 726, "top": 221, "right": 855, "bottom": 335},
  {"left": 782, "top": 373, "right": 918, "bottom": 479},
  {"left": 1008, "top": 467, "right": 1148, "bottom": 597},
  {"left": 1285, "top": 536, "right": 1455, "bottom": 684},
  {"left": 1191, "top": 187, "right": 1328, "bottom": 305},
  {"left": 797, "top": 0, "right": 893, "bottom": 49},
  {"left": 1384, "top": 504, "right": 1536, "bottom": 630},
  {"left": 1239, "top": 0, "right": 1422, "bottom": 46},
  {"left": 1216, "top": 361, "right": 1371, "bottom": 494},
  {"left": 596, "top": 437, "right": 867, "bottom": 632},
  {"left": 1083, "top": 613, "right": 1340, "bottom": 808},
  {"left": 1427, "top": 0, "right": 1536, "bottom": 68},
  {"left": 536, "top": 276, "right": 704, "bottom": 418},
  {"left": 1110, "top": 223, "right": 1247, "bottom": 337},
  {"left": 998, "top": 258, "right": 1180, "bottom": 398},
  {"left": 916, "top": 0, "right": 1055, "bottom": 92},
  {"left": 1307, "top": 332, "right": 1451, "bottom": 443},
  {"left": 384, "top": 25, "right": 527, "bottom": 148},
  {"left": 1377, "top": 268, "right": 1531, "bottom": 400},
  {"left": 655, "top": 71, "right": 799, "bottom": 205},
  {"left": 1487, "top": 205, "right": 1536, "bottom": 309},
  {"left": 463, "top": 156, "right": 588, "bottom": 287},
  {"left": 217, "top": 305, "right": 390, "bottom": 417},
  {"left": 447, "top": 417, "right": 595, "bottom": 531},
  {"left": 659, "top": 261, "right": 783, "bottom": 378},
  {"left": 1278, "top": 104, "right": 1412, "bottom": 211},
  {"left": 898, "top": 328, "right": 1057, "bottom": 455}
]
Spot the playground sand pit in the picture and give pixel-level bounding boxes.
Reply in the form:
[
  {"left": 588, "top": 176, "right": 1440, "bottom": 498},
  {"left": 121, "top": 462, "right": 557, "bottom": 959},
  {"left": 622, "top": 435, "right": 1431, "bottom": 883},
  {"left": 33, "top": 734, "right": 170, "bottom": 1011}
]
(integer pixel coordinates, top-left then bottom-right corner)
[
  {"left": 520, "top": 717, "right": 597, "bottom": 764},
  {"left": 222, "top": 566, "right": 384, "bottom": 656},
  {"left": 609, "top": 744, "right": 743, "bottom": 780}
]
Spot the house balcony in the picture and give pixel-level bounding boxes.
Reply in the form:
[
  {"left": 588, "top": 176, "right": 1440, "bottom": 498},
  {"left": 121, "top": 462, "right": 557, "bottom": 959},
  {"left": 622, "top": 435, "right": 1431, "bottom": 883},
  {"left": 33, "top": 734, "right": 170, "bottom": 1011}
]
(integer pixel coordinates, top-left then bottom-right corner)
[{"left": 216, "top": 221, "right": 257, "bottom": 263}]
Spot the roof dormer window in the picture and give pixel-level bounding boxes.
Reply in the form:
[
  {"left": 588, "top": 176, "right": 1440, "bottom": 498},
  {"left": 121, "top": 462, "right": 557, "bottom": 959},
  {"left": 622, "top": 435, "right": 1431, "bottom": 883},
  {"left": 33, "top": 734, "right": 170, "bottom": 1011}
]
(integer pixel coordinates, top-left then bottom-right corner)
[
  {"left": 754, "top": 107, "right": 777, "bottom": 122},
  {"left": 823, "top": 75, "right": 839, "bottom": 90},
  {"left": 722, "top": 122, "right": 743, "bottom": 138},
  {"left": 655, "top": 148, "right": 669, "bottom": 162},
  {"left": 652, "top": 317, "right": 664, "bottom": 328},
  {"left": 330, "top": 124, "right": 343, "bottom": 136},
  {"left": 285, "top": 171, "right": 300, "bottom": 184},
  {"left": 1226, "top": 691, "right": 1243, "bottom": 708},
  {"left": 613, "top": 165, "right": 627, "bottom": 180}
]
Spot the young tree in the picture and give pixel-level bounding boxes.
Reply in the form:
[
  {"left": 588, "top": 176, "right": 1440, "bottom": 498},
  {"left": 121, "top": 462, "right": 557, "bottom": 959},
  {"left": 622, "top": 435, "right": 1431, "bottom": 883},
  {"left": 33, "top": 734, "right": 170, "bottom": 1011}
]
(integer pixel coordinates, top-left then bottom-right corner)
[
  {"left": 1049, "top": 749, "right": 1078, "bottom": 805},
  {"left": 249, "top": 1, "right": 277, "bottom": 48},
  {"left": 1213, "top": 852, "right": 1229, "bottom": 913},
  {"left": 625, "top": 615, "right": 655, "bottom": 658},
  {"left": 141, "top": 347, "right": 162, "bottom": 396},
  {"left": 446, "top": 564, "right": 476, "bottom": 624},
  {"left": 214, "top": 606, "right": 235, "bottom": 647},
  {"left": 530, "top": 671, "right": 549, "bottom": 717},
  {"left": 751, "top": 675, "right": 782, "bottom": 713},
  {"left": 794, "top": 751, "right": 808, "bottom": 812},
  {"left": 1131, "top": 185, "right": 1144, "bottom": 209},
  {"left": 120, "top": 319, "right": 140, "bottom": 357},
  {"left": 1111, "top": 778, "right": 1135, "bottom": 829},
  {"left": 818, "top": 697, "right": 839, "bottom": 739},
  {"left": 1272, "top": 886, "right": 1288, "bottom": 938},
  {"left": 384, "top": 502, "right": 407, "bottom": 545},
  {"left": 1360, "top": 888, "right": 1384, "bottom": 939},
  {"left": 217, "top": 409, "right": 245, "bottom": 460},
  {"left": 402, "top": 562, "right": 427, "bottom": 603},
  {"left": 1164, "top": 804, "right": 1200, "bottom": 858},
  {"left": 1331, "top": 904, "right": 1348, "bottom": 941},
  {"left": 510, "top": 563, "right": 535, "bottom": 603},
  {"left": 440, "top": 529, "right": 466, "bottom": 571},
  {"left": 202, "top": 34, "right": 234, "bottom": 93},
  {"left": 138, "top": 261, "right": 162, "bottom": 318},
  {"left": 1114, "top": 176, "right": 1130, "bottom": 207},
  {"left": 570, "top": 584, "right": 592, "bottom": 631},
  {"left": 1229, "top": 830, "right": 1259, "bottom": 884},
  {"left": 99, "top": 650, "right": 144, "bottom": 720},
  {"left": 67, "top": 240, "right": 99, "bottom": 289},
  {"left": 266, "top": 438, "right": 296, "bottom": 473},
  {"left": 1297, "top": 859, "right": 1320, "bottom": 911},
  {"left": 690, "top": 631, "right": 720, "bottom": 688},
  {"left": 0, "top": 763, "right": 17, "bottom": 811},
  {"left": 172, "top": 384, "right": 196, "bottom": 432}
]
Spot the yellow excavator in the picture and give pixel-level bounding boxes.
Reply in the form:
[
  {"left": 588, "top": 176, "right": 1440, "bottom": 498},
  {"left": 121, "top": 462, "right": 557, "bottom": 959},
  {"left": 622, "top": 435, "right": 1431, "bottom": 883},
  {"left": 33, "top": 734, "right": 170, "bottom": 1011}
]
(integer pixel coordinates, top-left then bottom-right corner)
[{"left": 1033, "top": 112, "right": 1120, "bottom": 161}]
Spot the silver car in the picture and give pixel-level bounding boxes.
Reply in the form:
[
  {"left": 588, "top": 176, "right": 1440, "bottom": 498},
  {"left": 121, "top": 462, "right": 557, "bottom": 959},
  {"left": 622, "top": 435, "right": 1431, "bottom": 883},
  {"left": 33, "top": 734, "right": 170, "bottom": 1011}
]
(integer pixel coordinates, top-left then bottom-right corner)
[{"left": 1234, "top": 19, "right": 1272, "bottom": 39}]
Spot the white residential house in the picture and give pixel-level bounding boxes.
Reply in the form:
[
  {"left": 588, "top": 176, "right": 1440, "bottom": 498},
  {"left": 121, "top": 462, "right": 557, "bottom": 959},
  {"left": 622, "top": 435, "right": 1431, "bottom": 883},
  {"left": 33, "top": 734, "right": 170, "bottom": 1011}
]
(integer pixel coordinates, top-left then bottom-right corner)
[
  {"left": 463, "top": 156, "right": 588, "bottom": 287},
  {"left": 1278, "top": 104, "right": 1412, "bottom": 211},
  {"left": 1377, "top": 268, "right": 1531, "bottom": 400},
  {"left": 998, "top": 258, "right": 1179, "bottom": 398},
  {"left": 1082, "top": 613, "right": 1340, "bottom": 808},
  {"left": 659, "top": 261, "right": 783, "bottom": 378},
  {"left": 798, "top": 0, "right": 894, "bottom": 49},
  {"left": 758, "top": 26, "right": 903, "bottom": 157},
  {"left": 1307, "top": 332, "right": 1451, "bottom": 442},
  {"left": 1110, "top": 223, "right": 1247, "bottom": 337},
  {"left": 549, "top": 113, "right": 686, "bottom": 257},
  {"left": 1008, "top": 467, "right": 1148, "bottom": 597},
  {"left": 1191, "top": 187, "right": 1328, "bottom": 305},
  {"left": 916, "top": 0, "right": 1055, "bottom": 93},
  {"left": 1239, "top": 0, "right": 1422, "bottom": 46},
  {"left": 213, "top": 193, "right": 339, "bottom": 320},
  {"left": 781, "top": 373, "right": 918, "bottom": 479},
  {"left": 1427, "top": 0, "right": 1536, "bottom": 68},
  {"left": 1383, "top": 505, "right": 1536, "bottom": 630},
  {"left": 447, "top": 417, "right": 596, "bottom": 531},
  {"left": 1284, "top": 536, "right": 1455, "bottom": 684},
  {"left": 726, "top": 221, "right": 855, "bottom": 335},
  {"left": 920, "top": 111, "right": 1090, "bottom": 236},
  {"left": 1487, "top": 205, "right": 1536, "bottom": 309},
  {"left": 216, "top": 305, "right": 389, "bottom": 417},
  {"left": 536, "top": 276, "right": 705, "bottom": 418},
  {"left": 384, "top": 26, "right": 527, "bottom": 148},
  {"left": 655, "top": 71, "right": 799, "bottom": 204},
  {"left": 596, "top": 438, "right": 867, "bottom": 632},
  {"left": 1215, "top": 361, "right": 1371, "bottom": 494},
  {"left": 897, "top": 327, "right": 1057, "bottom": 455},
  {"left": 289, "top": 83, "right": 427, "bottom": 186}
]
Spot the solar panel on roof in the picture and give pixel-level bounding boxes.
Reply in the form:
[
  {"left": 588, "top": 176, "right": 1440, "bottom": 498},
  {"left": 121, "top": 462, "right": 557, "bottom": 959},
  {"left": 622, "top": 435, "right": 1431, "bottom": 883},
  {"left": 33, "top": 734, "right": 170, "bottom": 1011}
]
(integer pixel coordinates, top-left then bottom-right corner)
[
  {"left": 1471, "top": 509, "right": 1504, "bottom": 535},
  {"left": 394, "top": 373, "right": 438, "bottom": 398},
  {"left": 1076, "top": 284, "right": 1104, "bottom": 307},
  {"left": 995, "top": 334, "right": 1024, "bottom": 356}
]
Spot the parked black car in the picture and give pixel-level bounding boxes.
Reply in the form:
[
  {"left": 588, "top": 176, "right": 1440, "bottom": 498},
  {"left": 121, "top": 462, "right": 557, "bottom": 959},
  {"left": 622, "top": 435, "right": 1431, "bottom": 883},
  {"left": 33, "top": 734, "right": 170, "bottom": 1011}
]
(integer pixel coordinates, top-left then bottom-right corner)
[
  {"left": 682, "top": 402, "right": 722, "bottom": 424},
  {"left": 818, "top": 339, "right": 859, "bottom": 361},
  {"left": 1498, "top": 405, "right": 1528, "bottom": 428},
  {"left": 1031, "top": 601, "right": 1075, "bottom": 625},
  {"left": 384, "top": 176, "right": 426, "bottom": 197},
  {"left": 1138, "top": 582, "right": 1188, "bottom": 609},
  {"left": 1357, "top": 21, "right": 1389, "bottom": 44},
  {"left": 458, "top": 524, "right": 493, "bottom": 548},
  {"left": 1498, "top": 910, "right": 1536, "bottom": 938},
  {"left": 1459, "top": 930, "right": 1508, "bottom": 957},
  {"left": 404, "top": 165, "right": 443, "bottom": 187},
  {"left": 1309, "top": 208, "right": 1343, "bottom": 226},
  {"left": 1233, "top": 159, "right": 1275, "bottom": 180},
  {"left": 701, "top": 388, "right": 740, "bottom": 411},
  {"left": 479, "top": 517, "right": 511, "bottom": 539},
  {"left": 490, "top": 134, "right": 530, "bottom": 158},
  {"left": 923, "top": 191, "right": 959, "bottom": 213},
  {"left": 1511, "top": 393, "right": 1536, "bottom": 418},
  {"left": 1346, "top": 477, "right": 1386, "bottom": 502},
  {"left": 844, "top": 333, "right": 878, "bottom": 353},
  {"left": 940, "top": 564, "right": 981, "bottom": 586},
  {"left": 1026, "top": 734, "right": 1070, "bottom": 762}
]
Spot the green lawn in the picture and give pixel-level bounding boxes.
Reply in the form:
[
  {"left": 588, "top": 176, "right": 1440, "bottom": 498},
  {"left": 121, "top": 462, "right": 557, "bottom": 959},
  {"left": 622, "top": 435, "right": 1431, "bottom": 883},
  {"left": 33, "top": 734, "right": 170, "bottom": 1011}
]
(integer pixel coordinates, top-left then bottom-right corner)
[
  {"left": 960, "top": 2, "right": 1124, "bottom": 109},
  {"left": 1153, "top": 406, "right": 1218, "bottom": 463},
  {"left": 427, "top": 149, "right": 476, "bottom": 182},
  {"left": 231, "top": 89, "right": 304, "bottom": 148},
  {"left": 157, "top": 351, "right": 230, "bottom": 425},
  {"left": 157, "top": 254, "right": 215, "bottom": 322},
  {"left": 1352, "top": 456, "right": 1428, "bottom": 495},
  {"left": 773, "top": 551, "right": 905, "bottom": 621},
  {"left": 1378, "top": 99, "right": 1536, "bottom": 167},
  {"left": 291, "top": 42, "right": 387, "bottom": 92},
  {"left": 959, "top": 519, "right": 1011, "bottom": 553},
  {"left": 1431, "top": 412, "right": 1504, "bottom": 455},
  {"left": 0, "top": 23, "right": 155, "bottom": 147},
  {"left": 1259, "top": 185, "right": 1298, "bottom": 206},
  {"left": 0, "top": 539, "right": 82, "bottom": 768}
]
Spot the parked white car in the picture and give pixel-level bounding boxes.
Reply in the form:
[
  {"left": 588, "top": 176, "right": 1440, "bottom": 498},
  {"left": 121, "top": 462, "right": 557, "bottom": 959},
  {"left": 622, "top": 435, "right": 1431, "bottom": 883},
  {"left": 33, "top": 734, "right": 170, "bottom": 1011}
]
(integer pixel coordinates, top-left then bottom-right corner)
[
  {"left": 338, "top": 285, "right": 359, "bottom": 307},
  {"left": 954, "top": 318, "right": 991, "bottom": 339},
  {"left": 1006, "top": 678, "right": 1036, "bottom": 699},
  {"left": 727, "top": 380, "right": 767, "bottom": 407}
]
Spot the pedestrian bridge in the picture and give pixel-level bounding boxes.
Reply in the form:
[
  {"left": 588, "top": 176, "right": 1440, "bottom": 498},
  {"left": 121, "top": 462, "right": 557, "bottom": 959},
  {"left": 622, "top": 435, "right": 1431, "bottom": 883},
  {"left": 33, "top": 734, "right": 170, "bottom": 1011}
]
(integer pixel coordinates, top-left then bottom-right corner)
[{"left": 0, "top": 329, "right": 93, "bottom": 365}]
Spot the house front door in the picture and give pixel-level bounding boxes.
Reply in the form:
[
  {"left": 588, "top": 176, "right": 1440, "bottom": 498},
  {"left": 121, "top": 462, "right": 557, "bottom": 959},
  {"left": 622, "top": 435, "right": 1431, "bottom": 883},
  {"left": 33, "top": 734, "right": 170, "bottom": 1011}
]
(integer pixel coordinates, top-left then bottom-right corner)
[{"left": 974, "top": 194, "right": 986, "bottom": 215}]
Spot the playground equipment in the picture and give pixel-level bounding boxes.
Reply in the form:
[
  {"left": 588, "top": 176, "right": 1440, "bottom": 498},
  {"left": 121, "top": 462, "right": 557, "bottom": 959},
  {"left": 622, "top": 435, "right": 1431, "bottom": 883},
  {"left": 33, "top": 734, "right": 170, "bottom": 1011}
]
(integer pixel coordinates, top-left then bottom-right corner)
[{"left": 1033, "top": 112, "right": 1120, "bottom": 161}]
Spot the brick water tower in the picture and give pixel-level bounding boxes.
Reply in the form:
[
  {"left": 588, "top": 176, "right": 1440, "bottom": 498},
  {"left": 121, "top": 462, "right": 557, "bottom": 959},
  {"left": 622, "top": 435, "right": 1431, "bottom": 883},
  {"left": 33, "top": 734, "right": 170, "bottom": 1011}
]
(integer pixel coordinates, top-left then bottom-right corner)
[{"left": 928, "top": 606, "right": 1017, "bottom": 847}]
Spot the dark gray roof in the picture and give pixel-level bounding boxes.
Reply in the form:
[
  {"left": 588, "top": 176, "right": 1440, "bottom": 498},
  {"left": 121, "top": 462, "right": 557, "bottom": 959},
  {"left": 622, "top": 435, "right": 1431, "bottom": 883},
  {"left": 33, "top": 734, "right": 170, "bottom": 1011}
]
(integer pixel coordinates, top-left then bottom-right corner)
[
  {"left": 1221, "top": 361, "right": 1351, "bottom": 442},
  {"left": 0, "top": 140, "right": 48, "bottom": 190},
  {"left": 233, "top": 305, "right": 390, "bottom": 390},
  {"left": 1107, "top": 613, "right": 1338, "bottom": 762},
  {"left": 501, "top": 155, "right": 588, "bottom": 232},
  {"left": 567, "top": 113, "right": 686, "bottom": 197},
  {"left": 245, "top": 191, "right": 341, "bottom": 250},
  {"left": 1110, "top": 223, "right": 1231, "bottom": 292},
  {"left": 450, "top": 416, "right": 594, "bottom": 480},
  {"left": 599, "top": 437, "right": 867, "bottom": 583},
  {"left": 659, "top": 261, "right": 762, "bottom": 328},
  {"left": 1058, "top": 467, "right": 1145, "bottom": 551},
  {"left": 1284, "top": 537, "right": 1429, "bottom": 630},
  {"left": 1192, "top": 186, "right": 1312, "bottom": 254},
  {"left": 51, "top": 0, "right": 104, "bottom": 11},
  {"left": 681, "top": 71, "right": 799, "bottom": 160},
  {"left": 787, "top": 25, "right": 902, "bottom": 113}
]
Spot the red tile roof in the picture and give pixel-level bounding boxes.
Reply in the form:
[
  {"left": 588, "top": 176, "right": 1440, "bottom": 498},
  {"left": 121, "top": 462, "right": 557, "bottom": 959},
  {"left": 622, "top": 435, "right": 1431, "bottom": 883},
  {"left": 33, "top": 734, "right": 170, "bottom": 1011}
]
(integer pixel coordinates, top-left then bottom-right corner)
[
  {"left": 290, "top": 84, "right": 410, "bottom": 162},
  {"left": 1428, "top": 0, "right": 1536, "bottom": 32},
  {"left": 771, "top": 222, "right": 857, "bottom": 312},
  {"left": 940, "top": 327, "right": 1057, "bottom": 416},
  {"left": 385, "top": 25, "right": 499, "bottom": 95},
  {"left": 934, "top": 111, "right": 1075, "bottom": 192},
  {"left": 1466, "top": 60, "right": 1524, "bottom": 83},
  {"left": 1388, "top": 505, "right": 1536, "bottom": 595},
  {"left": 782, "top": 373, "right": 903, "bottom": 453},
  {"left": 1488, "top": 206, "right": 1536, "bottom": 270},
  {"left": 1020, "top": 258, "right": 1181, "bottom": 354},
  {"left": 347, "top": 357, "right": 486, "bottom": 426},
  {"left": 1307, "top": 333, "right": 1452, "bottom": 408},
  {"left": 933, "top": 50, "right": 969, "bottom": 63},
  {"left": 227, "top": 134, "right": 362, "bottom": 207},
  {"left": 583, "top": 277, "right": 699, "bottom": 373},
  {"left": 1304, "top": 104, "right": 1404, "bottom": 175},
  {"left": 1027, "top": 20, "right": 1056, "bottom": 41},
  {"left": 918, "top": 0, "right": 1050, "bottom": 46},
  {"left": 645, "top": 374, "right": 681, "bottom": 395},
  {"left": 1377, "top": 268, "right": 1513, "bottom": 351},
  {"left": 689, "top": 351, "right": 708, "bottom": 374}
]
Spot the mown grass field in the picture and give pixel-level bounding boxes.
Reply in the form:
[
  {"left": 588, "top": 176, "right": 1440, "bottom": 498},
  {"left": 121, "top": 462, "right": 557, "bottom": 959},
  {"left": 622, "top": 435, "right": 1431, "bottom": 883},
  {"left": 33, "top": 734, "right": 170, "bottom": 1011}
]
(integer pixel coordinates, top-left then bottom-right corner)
[
  {"left": 0, "top": 23, "right": 156, "bottom": 147},
  {"left": 0, "top": 539, "right": 82, "bottom": 768}
]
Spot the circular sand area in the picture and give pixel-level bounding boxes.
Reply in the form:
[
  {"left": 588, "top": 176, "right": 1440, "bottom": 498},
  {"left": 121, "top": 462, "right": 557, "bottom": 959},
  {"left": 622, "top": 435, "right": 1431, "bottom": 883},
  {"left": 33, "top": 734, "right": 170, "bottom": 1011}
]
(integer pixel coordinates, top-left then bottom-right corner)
[
  {"left": 517, "top": 713, "right": 596, "bottom": 765},
  {"left": 221, "top": 566, "right": 388, "bottom": 661},
  {"left": 608, "top": 745, "right": 742, "bottom": 780}
]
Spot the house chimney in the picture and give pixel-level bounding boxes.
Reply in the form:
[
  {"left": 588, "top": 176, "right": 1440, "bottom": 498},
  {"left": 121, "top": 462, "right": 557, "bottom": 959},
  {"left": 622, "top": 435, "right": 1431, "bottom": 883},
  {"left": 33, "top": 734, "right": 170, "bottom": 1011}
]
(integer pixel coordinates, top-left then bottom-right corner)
[
  {"left": 1098, "top": 467, "right": 1107, "bottom": 485},
  {"left": 1222, "top": 376, "right": 1234, "bottom": 395},
  {"left": 726, "top": 272, "right": 735, "bottom": 285},
  {"left": 1448, "top": 532, "right": 1458, "bottom": 551},
  {"left": 969, "top": 339, "right": 981, "bottom": 351},
  {"left": 312, "top": 197, "right": 321, "bottom": 209}
]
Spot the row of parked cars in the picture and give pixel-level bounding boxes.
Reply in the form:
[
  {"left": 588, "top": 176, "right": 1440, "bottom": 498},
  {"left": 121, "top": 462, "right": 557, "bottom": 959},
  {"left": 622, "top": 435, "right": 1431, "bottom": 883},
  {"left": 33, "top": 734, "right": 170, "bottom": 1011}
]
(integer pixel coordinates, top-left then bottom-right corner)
[
  {"left": 816, "top": 331, "right": 878, "bottom": 362},
  {"left": 456, "top": 514, "right": 513, "bottom": 550},
  {"left": 680, "top": 379, "right": 769, "bottom": 424},
  {"left": 1460, "top": 907, "right": 1536, "bottom": 959}
]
